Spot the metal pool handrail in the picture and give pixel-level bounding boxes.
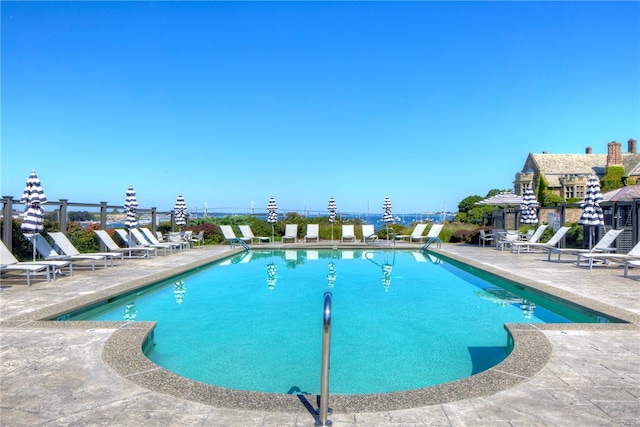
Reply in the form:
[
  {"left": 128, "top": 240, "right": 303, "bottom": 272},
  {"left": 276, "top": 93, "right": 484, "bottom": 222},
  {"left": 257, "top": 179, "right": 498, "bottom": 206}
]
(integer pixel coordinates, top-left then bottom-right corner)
[{"left": 316, "top": 290, "right": 333, "bottom": 426}]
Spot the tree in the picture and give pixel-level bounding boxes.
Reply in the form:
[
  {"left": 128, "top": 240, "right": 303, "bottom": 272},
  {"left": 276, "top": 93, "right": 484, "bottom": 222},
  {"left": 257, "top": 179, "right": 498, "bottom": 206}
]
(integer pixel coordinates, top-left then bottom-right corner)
[
  {"left": 602, "top": 166, "right": 625, "bottom": 193},
  {"left": 457, "top": 195, "right": 483, "bottom": 213}
]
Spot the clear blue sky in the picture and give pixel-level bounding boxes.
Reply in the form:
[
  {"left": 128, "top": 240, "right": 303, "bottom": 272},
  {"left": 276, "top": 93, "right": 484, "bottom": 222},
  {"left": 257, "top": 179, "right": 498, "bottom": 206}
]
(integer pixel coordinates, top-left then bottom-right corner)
[{"left": 2, "top": 1, "right": 638, "bottom": 215}]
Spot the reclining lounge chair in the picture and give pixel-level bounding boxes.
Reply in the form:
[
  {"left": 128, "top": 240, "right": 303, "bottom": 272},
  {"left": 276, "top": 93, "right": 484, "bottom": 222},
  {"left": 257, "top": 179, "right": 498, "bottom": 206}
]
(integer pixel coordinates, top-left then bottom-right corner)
[
  {"left": 422, "top": 224, "right": 444, "bottom": 249},
  {"left": 304, "top": 224, "right": 319, "bottom": 243},
  {"left": 394, "top": 223, "right": 428, "bottom": 243},
  {"left": 509, "top": 225, "right": 549, "bottom": 254},
  {"left": 341, "top": 225, "right": 356, "bottom": 243},
  {"left": 362, "top": 224, "right": 378, "bottom": 243},
  {"left": 546, "top": 229, "right": 623, "bottom": 262},
  {"left": 1, "top": 240, "right": 51, "bottom": 286},
  {"left": 49, "top": 231, "right": 123, "bottom": 266},
  {"left": 239, "top": 225, "right": 270, "bottom": 244},
  {"left": 577, "top": 240, "right": 640, "bottom": 271},
  {"left": 282, "top": 224, "right": 298, "bottom": 243},
  {"left": 94, "top": 229, "right": 156, "bottom": 259},
  {"left": 30, "top": 232, "right": 108, "bottom": 272}
]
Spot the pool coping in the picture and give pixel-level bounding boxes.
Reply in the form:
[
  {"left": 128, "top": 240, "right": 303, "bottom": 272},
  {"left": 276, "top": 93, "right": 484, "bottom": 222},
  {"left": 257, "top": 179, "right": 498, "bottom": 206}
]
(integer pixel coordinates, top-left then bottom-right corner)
[{"left": 1, "top": 245, "right": 638, "bottom": 414}]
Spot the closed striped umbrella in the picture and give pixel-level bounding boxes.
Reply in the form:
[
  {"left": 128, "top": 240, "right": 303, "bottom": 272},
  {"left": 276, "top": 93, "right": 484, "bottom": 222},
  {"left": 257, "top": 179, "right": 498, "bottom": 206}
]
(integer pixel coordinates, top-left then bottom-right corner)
[
  {"left": 20, "top": 170, "right": 48, "bottom": 261},
  {"left": 124, "top": 185, "right": 139, "bottom": 230},
  {"left": 578, "top": 175, "right": 604, "bottom": 249},
  {"left": 382, "top": 195, "right": 393, "bottom": 223},
  {"left": 327, "top": 197, "right": 337, "bottom": 223},
  {"left": 520, "top": 185, "right": 539, "bottom": 225},
  {"left": 267, "top": 197, "right": 278, "bottom": 243},
  {"left": 174, "top": 194, "right": 188, "bottom": 228},
  {"left": 328, "top": 197, "right": 337, "bottom": 241},
  {"left": 382, "top": 195, "right": 393, "bottom": 244}
]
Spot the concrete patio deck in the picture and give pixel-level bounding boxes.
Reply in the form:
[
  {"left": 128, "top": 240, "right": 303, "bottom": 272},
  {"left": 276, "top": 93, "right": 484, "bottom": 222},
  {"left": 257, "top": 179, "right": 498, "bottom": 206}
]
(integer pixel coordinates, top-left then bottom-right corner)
[{"left": 1, "top": 242, "right": 638, "bottom": 426}]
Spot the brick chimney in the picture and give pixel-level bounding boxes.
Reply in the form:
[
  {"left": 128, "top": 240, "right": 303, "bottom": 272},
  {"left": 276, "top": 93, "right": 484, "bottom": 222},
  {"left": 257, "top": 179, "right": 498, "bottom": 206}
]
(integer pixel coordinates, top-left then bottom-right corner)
[
  {"left": 585, "top": 146, "right": 592, "bottom": 154},
  {"left": 607, "top": 141, "right": 622, "bottom": 166},
  {"left": 628, "top": 138, "right": 637, "bottom": 153}
]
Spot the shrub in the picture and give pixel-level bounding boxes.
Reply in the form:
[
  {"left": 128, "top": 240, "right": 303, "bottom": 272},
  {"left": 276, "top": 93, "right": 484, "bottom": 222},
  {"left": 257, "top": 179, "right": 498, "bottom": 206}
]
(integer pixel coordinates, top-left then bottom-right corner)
[
  {"left": 67, "top": 222, "right": 101, "bottom": 253},
  {"left": 187, "top": 223, "right": 221, "bottom": 245}
]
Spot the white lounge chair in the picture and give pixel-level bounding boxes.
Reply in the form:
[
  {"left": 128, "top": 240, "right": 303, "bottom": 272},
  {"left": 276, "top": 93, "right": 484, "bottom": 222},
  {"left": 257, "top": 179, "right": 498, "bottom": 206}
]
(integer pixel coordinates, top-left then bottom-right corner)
[
  {"left": 1, "top": 240, "right": 51, "bottom": 286},
  {"left": 219, "top": 225, "right": 250, "bottom": 245},
  {"left": 546, "top": 229, "right": 624, "bottom": 262},
  {"left": 577, "top": 240, "right": 640, "bottom": 270},
  {"left": 49, "top": 231, "right": 123, "bottom": 266},
  {"left": 623, "top": 259, "right": 640, "bottom": 278},
  {"left": 341, "top": 225, "right": 356, "bottom": 242},
  {"left": 282, "top": 224, "right": 298, "bottom": 243},
  {"left": 394, "top": 223, "right": 428, "bottom": 243},
  {"left": 239, "top": 225, "right": 270, "bottom": 244},
  {"left": 509, "top": 225, "right": 549, "bottom": 254},
  {"left": 128, "top": 229, "right": 174, "bottom": 255},
  {"left": 422, "top": 224, "right": 444, "bottom": 248},
  {"left": 94, "top": 229, "right": 156, "bottom": 259},
  {"left": 32, "top": 232, "right": 108, "bottom": 272},
  {"left": 304, "top": 224, "right": 319, "bottom": 243},
  {"left": 21, "top": 234, "right": 74, "bottom": 278},
  {"left": 512, "top": 226, "right": 571, "bottom": 256},
  {"left": 362, "top": 225, "right": 378, "bottom": 243},
  {"left": 141, "top": 228, "right": 184, "bottom": 252}
]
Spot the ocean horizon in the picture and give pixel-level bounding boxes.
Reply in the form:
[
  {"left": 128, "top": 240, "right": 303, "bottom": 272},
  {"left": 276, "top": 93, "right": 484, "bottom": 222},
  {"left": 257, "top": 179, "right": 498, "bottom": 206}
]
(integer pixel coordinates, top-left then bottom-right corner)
[{"left": 105, "top": 211, "right": 455, "bottom": 228}]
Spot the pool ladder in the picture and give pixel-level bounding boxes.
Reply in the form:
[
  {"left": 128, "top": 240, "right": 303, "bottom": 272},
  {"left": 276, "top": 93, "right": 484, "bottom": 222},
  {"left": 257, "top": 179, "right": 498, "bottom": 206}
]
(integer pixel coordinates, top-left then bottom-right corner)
[
  {"left": 230, "top": 238, "right": 250, "bottom": 251},
  {"left": 316, "top": 291, "right": 333, "bottom": 426}
]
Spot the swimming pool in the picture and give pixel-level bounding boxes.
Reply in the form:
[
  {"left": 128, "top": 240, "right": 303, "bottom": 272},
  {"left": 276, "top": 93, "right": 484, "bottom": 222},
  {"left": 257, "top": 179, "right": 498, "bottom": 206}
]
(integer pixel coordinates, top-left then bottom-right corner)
[{"left": 65, "top": 249, "right": 611, "bottom": 395}]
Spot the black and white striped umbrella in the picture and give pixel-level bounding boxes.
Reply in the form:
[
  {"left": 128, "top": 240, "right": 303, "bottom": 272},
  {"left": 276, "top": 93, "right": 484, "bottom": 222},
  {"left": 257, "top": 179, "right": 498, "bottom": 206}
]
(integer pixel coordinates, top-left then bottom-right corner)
[
  {"left": 578, "top": 175, "right": 604, "bottom": 249},
  {"left": 328, "top": 197, "right": 337, "bottom": 241},
  {"left": 20, "top": 170, "right": 48, "bottom": 234},
  {"left": 267, "top": 197, "right": 278, "bottom": 243},
  {"left": 267, "top": 197, "right": 278, "bottom": 224},
  {"left": 124, "top": 185, "right": 139, "bottom": 230},
  {"left": 520, "top": 185, "right": 539, "bottom": 225},
  {"left": 174, "top": 194, "right": 188, "bottom": 227},
  {"left": 20, "top": 170, "right": 48, "bottom": 261},
  {"left": 327, "top": 197, "right": 337, "bottom": 223},
  {"left": 382, "top": 195, "right": 393, "bottom": 223},
  {"left": 578, "top": 175, "right": 604, "bottom": 227}
]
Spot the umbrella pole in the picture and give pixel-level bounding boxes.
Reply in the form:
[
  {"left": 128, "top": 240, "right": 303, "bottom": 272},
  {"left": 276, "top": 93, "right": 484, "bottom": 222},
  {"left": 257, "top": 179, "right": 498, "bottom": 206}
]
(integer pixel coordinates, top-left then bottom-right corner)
[{"left": 32, "top": 234, "right": 37, "bottom": 262}]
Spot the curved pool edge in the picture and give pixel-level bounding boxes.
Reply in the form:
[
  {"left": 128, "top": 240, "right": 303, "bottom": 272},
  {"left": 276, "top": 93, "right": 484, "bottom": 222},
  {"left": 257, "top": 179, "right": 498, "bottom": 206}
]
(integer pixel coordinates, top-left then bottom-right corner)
[
  {"left": 97, "top": 321, "right": 555, "bottom": 413},
  {"left": 99, "top": 320, "right": 636, "bottom": 413}
]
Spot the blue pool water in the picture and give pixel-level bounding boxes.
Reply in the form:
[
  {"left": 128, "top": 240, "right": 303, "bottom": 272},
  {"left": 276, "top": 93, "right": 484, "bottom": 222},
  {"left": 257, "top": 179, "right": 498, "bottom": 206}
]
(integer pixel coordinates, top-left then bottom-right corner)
[{"left": 71, "top": 249, "right": 601, "bottom": 395}]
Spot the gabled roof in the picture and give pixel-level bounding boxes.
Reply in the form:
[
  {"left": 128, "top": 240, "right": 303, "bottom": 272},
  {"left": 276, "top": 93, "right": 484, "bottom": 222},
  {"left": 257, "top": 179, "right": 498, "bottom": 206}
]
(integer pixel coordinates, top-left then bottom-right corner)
[
  {"left": 527, "top": 153, "right": 606, "bottom": 187},
  {"left": 622, "top": 154, "right": 640, "bottom": 176},
  {"left": 601, "top": 185, "right": 640, "bottom": 202},
  {"left": 524, "top": 152, "right": 640, "bottom": 188}
]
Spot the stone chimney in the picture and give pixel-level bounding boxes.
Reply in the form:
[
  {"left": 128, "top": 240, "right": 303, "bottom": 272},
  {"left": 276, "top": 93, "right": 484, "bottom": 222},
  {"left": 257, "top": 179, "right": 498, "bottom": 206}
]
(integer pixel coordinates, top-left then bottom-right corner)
[
  {"left": 607, "top": 141, "right": 622, "bottom": 166},
  {"left": 628, "top": 138, "right": 637, "bottom": 154},
  {"left": 585, "top": 146, "right": 592, "bottom": 154}
]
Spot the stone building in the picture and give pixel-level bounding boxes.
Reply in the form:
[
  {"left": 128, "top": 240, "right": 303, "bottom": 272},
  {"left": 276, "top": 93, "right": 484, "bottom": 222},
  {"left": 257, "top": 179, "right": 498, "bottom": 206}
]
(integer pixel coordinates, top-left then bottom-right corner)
[{"left": 514, "top": 139, "right": 640, "bottom": 200}]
